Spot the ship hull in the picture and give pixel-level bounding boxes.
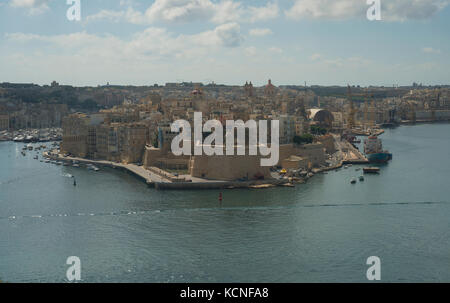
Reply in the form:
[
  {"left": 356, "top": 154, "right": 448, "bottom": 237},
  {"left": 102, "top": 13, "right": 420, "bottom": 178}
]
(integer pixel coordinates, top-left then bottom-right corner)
[{"left": 367, "top": 153, "right": 392, "bottom": 163}]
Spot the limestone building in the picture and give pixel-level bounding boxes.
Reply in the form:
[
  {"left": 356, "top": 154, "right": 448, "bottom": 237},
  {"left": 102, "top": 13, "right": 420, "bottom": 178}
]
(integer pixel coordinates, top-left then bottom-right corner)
[{"left": 0, "top": 115, "right": 9, "bottom": 130}]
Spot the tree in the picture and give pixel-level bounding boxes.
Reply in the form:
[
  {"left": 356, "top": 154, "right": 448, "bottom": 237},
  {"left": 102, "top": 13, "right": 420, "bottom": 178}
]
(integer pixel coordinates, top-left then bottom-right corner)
[
  {"left": 311, "top": 125, "right": 327, "bottom": 135},
  {"left": 294, "top": 134, "right": 314, "bottom": 145}
]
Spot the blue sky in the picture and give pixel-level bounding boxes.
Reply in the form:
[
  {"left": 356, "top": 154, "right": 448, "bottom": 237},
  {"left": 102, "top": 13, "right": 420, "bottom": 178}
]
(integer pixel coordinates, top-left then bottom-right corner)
[{"left": 0, "top": 0, "right": 449, "bottom": 87}]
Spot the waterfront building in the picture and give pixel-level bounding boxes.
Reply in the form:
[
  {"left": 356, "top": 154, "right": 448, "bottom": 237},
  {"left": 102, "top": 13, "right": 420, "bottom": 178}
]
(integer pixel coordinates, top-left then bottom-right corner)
[
  {"left": 279, "top": 144, "right": 327, "bottom": 169},
  {"left": 7, "top": 103, "right": 68, "bottom": 130},
  {"left": 61, "top": 114, "right": 90, "bottom": 158},
  {"left": 277, "top": 114, "right": 296, "bottom": 144},
  {"left": 118, "top": 123, "right": 149, "bottom": 164},
  {"left": 143, "top": 145, "right": 190, "bottom": 170},
  {"left": 0, "top": 115, "right": 9, "bottom": 130},
  {"left": 189, "top": 148, "right": 272, "bottom": 182},
  {"left": 95, "top": 124, "right": 119, "bottom": 161},
  {"left": 281, "top": 155, "right": 308, "bottom": 170},
  {"left": 61, "top": 113, "right": 105, "bottom": 158}
]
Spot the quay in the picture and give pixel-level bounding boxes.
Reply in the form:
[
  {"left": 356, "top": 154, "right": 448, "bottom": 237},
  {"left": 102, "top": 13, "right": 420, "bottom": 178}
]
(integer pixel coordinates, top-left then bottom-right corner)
[
  {"left": 43, "top": 151, "right": 290, "bottom": 190},
  {"left": 350, "top": 128, "right": 385, "bottom": 137},
  {"left": 43, "top": 151, "right": 170, "bottom": 186},
  {"left": 332, "top": 134, "right": 369, "bottom": 165}
]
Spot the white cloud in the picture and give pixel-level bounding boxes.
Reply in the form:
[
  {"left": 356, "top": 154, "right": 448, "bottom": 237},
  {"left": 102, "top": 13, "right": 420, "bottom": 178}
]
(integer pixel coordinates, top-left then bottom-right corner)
[
  {"left": 210, "top": 0, "right": 243, "bottom": 23},
  {"left": 9, "top": 0, "right": 50, "bottom": 15},
  {"left": 193, "top": 22, "right": 243, "bottom": 47},
  {"left": 2, "top": 23, "right": 251, "bottom": 85},
  {"left": 143, "top": 0, "right": 222, "bottom": 23},
  {"left": 285, "top": 0, "right": 449, "bottom": 21},
  {"left": 248, "top": 1, "right": 279, "bottom": 22},
  {"left": 5, "top": 22, "right": 244, "bottom": 63},
  {"left": 422, "top": 47, "right": 441, "bottom": 54},
  {"left": 310, "top": 53, "right": 322, "bottom": 61},
  {"left": 85, "top": 9, "right": 126, "bottom": 23},
  {"left": 244, "top": 46, "right": 257, "bottom": 56},
  {"left": 87, "top": 0, "right": 237, "bottom": 24},
  {"left": 269, "top": 47, "right": 283, "bottom": 53},
  {"left": 86, "top": 0, "right": 279, "bottom": 25},
  {"left": 249, "top": 28, "right": 273, "bottom": 37}
]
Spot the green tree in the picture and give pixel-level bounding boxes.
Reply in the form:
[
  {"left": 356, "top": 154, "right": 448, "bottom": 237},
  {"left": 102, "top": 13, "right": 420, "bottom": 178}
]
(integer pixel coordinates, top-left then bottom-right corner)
[
  {"left": 293, "top": 134, "right": 314, "bottom": 145},
  {"left": 310, "top": 125, "right": 327, "bottom": 135}
]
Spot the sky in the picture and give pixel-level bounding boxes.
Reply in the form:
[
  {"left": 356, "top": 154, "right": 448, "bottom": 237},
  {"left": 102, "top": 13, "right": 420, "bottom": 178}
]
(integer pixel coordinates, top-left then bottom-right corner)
[{"left": 0, "top": 0, "right": 449, "bottom": 87}]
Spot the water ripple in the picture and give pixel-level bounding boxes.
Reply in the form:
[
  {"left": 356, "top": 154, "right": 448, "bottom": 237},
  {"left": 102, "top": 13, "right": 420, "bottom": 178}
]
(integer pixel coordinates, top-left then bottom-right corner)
[{"left": 1, "top": 201, "right": 448, "bottom": 222}]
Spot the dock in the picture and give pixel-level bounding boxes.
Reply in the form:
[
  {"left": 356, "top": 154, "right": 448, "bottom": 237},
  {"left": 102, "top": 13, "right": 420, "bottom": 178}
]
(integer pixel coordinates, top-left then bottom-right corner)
[
  {"left": 43, "top": 152, "right": 170, "bottom": 186},
  {"left": 334, "top": 136, "right": 369, "bottom": 165},
  {"left": 43, "top": 151, "right": 289, "bottom": 190}
]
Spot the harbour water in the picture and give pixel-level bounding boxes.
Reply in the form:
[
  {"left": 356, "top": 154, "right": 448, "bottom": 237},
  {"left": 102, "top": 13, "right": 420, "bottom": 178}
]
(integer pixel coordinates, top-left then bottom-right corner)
[{"left": 1, "top": 123, "right": 449, "bottom": 282}]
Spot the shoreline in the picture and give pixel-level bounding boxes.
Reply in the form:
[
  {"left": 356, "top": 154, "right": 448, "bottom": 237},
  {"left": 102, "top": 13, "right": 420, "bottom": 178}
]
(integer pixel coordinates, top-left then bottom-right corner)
[
  {"left": 42, "top": 136, "right": 360, "bottom": 191},
  {"left": 43, "top": 151, "right": 291, "bottom": 191},
  {"left": 7, "top": 121, "right": 421, "bottom": 191},
  {"left": 27, "top": 129, "right": 371, "bottom": 191}
]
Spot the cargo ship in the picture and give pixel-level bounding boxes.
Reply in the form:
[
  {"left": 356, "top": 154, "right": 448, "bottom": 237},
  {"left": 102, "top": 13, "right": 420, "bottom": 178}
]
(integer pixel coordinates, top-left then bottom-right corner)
[{"left": 364, "top": 136, "right": 392, "bottom": 163}]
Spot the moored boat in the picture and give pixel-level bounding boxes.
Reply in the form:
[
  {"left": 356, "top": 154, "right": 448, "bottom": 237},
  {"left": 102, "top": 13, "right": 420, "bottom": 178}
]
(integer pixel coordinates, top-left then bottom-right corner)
[
  {"left": 364, "top": 136, "right": 392, "bottom": 163},
  {"left": 363, "top": 167, "right": 380, "bottom": 174}
]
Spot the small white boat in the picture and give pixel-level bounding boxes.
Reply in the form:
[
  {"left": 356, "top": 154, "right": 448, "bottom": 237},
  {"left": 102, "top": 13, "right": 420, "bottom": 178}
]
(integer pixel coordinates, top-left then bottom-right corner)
[{"left": 350, "top": 178, "right": 357, "bottom": 184}]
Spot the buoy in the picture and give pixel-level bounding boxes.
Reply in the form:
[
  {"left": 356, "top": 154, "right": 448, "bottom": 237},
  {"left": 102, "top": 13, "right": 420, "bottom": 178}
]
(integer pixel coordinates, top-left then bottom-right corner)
[{"left": 219, "top": 192, "right": 223, "bottom": 202}]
